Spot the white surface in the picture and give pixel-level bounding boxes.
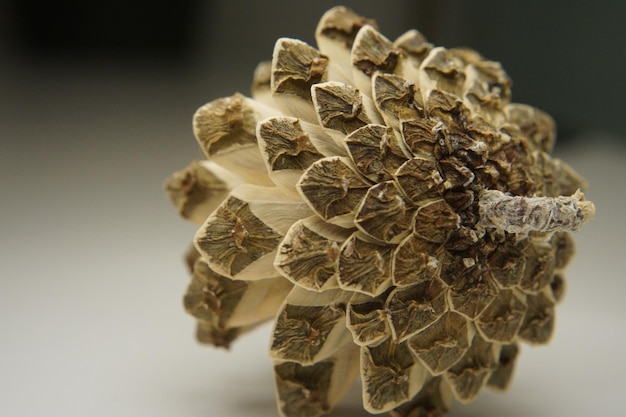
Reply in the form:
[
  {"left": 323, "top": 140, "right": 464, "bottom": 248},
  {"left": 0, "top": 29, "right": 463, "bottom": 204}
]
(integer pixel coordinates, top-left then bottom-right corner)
[{"left": 1, "top": 67, "right": 625, "bottom": 417}]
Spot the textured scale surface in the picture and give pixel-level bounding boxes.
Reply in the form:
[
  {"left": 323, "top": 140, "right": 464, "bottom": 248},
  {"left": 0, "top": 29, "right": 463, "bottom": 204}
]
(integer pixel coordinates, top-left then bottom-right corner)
[{"left": 165, "top": 7, "right": 595, "bottom": 417}]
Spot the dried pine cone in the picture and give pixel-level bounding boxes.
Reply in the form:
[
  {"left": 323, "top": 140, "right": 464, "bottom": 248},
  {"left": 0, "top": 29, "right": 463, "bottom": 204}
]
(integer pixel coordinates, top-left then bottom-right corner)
[{"left": 165, "top": 7, "right": 595, "bottom": 417}]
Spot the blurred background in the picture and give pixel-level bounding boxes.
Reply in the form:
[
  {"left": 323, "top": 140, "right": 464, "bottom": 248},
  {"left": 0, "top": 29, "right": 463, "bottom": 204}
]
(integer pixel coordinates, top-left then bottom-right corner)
[{"left": 1, "top": 1, "right": 625, "bottom": 416}]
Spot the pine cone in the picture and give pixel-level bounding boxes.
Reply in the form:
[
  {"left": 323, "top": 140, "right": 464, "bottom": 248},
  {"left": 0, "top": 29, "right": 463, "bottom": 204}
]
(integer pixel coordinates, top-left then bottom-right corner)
[{"left": 165, "top": 7, "right": 595, "bottom": 417}]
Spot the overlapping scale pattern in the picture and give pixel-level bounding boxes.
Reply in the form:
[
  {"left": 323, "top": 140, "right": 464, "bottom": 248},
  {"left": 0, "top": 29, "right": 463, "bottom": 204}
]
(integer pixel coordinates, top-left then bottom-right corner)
[{"left": 165, "top": 6, "right": 595, "bottom": 417}]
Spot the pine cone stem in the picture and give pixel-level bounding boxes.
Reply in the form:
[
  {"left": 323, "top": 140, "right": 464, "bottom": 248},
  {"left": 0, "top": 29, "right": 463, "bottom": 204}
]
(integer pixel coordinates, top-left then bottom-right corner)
[{"left": 478, "top": 189, "right": 595, "bottom": 234}]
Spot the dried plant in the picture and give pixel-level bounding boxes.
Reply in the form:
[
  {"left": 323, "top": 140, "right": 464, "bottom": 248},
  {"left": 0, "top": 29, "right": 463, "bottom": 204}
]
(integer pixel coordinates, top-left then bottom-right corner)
[{"left": 165, "top": 7, "right": 595, "bottom": 417}]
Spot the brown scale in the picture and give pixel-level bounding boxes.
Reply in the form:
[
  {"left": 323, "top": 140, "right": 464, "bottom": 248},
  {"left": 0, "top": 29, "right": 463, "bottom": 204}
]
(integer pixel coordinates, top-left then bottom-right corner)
[
  {"left": 193, "top": 93, "right": 258, "bottom": 155},
  {"left": 422, "top": 48, "right": 467, "bottom": 97},
  {"left": 346, "top": 289, "right": 392, "bottom": 347},
  {"left": 475, "top": 289, "right": 527, "bottom": 343},
  {"left": 352, "top": 25, "right": 400, "bottom": 77},
  {"left": 494, "top": 138, "right": 536, "bottom": 195},
  {"left": 389, "top": 377, "right": 451, "bottom": 417},
  {"left": 527, "top": 151, "right": 561, "bottom": 197},
  {"left": 274, "top": 343, "right": 360, "bottom": 417},
  {"left": 517, "top": 291, "right": 556, "bottom": 344},
  {"left": 445, "top": 262, "right": 500, "bottom": 320},
  {"left": 393, "top": 29, "right": 433, "bottom": 66},
  {"left": 529, "top": 151, "right": 587, "bottom": 197},
  {"left": 271, "top": 302, "right": 347, "bottom": 364},
  {"left": 473, "top": 158, "right": 503, "bottom": 190},
  {"left": 448, "top": 47, "right": 483, "bottom": 66},
  {"left": 549, "top": 274, "right": 567, "bottom": 303},
  {"left": 452, "top": 142, "right": 490, "bottom": 176},
  {"left": 444, "top": 226, "right": 480, "bottom": 252},
  {"left": 408, "top": 312, "right": 471, "bottom": 375},
  {"left": 355, "top": 181, "right": 417, "bottom": 244},
  {"left": 486, "top": 242, "right": 527, "bottom": 288},
  {"left": 423, "top": 89, "right": 467, "bottom": 128},
  {"left": 184, "top": 258, "right": 248, "bottom": 324},
  {"left": 361, "top": 338, "right": 426, "bottom": 413},
  {"left": 372, "top": 73, "right": 424, "bottom": 127},
  {"left": 445, "top": 334, "right": 499, "bottom": 402},
  {"left": 414, "top": 199, "right": 461, "bottom": 243},
  {"left": 442, "top": 189, "right": 476, "bottom": 220},
  {"left": 386, "top": 279, "right": 449, "bottom": 342},
  {"left": 184, "top": 244, "right": 201, "bottom": 274},
  {"left": 297, "top": 156, "right": 371, "bottom": 223},
  {"left": 312, "top": 82, "right": 372, "bottom": 134},
  {"left": 195, "top": 320, "right": 243, "bottom": 349},
  {"left": 487, "top": 343, "right": 519, "bottom": 390},
  {"left": 316, "top": 6, "right": 377, "bottom": 50},
  {"left": 503, "top": 103, "right": 556, "bottom": 153},
  {"left": 337, "top": 233, "right": 394, "bottom": 296},
  {"left": 551, "top": 232, "right": 576, "bottom": 270},
  {"left": 463, "top": 60, "right": 512, "bottom": 119},
  {"left": 400, "top": 118, "right": 442, "bottom": 157},
  {"left": 196, "top": 195, "right": 282, "bottom": 277},
  {"left": 464, "top": 114, "right": 504, "bottom": 150},
  {"left": 257, "top": 117, "right": 324, "bottom": 171},
  {"left": 346, "top": 124, "right": 409, "bottom": 182},
  {"left": 164, "top": 161, "right": 230, "bottom": 224},
  {"left": 275, "top": 219, "right": 345, "bottom": 291},
  {"left": 439, "top": 156, "right": 476, "bottom": 189},
  {"left": 392, "top": 233, "right": 444, "bottom": 287},
  {"left": 186, "top": 258, "right": 293, "bottom": 348},
  {"left": 394, "top": 157, "right": 444, "bottom": 203},
  {"left": 272, "top": 39, "right": 329, "bottom": 101},
  {"left": 251, "top": 61, "right": 272, "bottom": 99},
  {"left": 518, "top": 240, "right": 557, "bottom": 294},
  {"left": 274, "top": 360, "right": 334, "bottom": 417}
]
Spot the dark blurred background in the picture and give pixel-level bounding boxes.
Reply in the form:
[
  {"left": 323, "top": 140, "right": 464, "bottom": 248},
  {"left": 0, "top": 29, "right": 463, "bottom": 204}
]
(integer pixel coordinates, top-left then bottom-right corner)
[{"left": 2, "top": 0, "right": 625, "bottom": 138}]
